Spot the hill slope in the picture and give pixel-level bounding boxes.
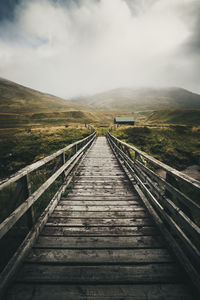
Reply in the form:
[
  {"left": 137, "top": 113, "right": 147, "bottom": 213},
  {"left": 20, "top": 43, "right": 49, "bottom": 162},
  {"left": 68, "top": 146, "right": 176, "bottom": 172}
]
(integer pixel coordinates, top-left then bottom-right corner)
[
  {"left": 0, "top": 77, "right": 82, "bottom": 113},
  {"left": 72, "top": 87, "right": 200, "bottom": 112},
  {"left": 0, "top": 78, "right": 116, "bottom": 127},
  {"left": 136, "top": 109, "right": 200, "bottom": 125}
]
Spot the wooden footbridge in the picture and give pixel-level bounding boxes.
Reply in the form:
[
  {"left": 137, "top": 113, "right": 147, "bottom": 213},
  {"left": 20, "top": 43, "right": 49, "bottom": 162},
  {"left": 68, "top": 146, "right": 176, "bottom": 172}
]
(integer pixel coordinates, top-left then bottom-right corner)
[{"left": 0, "top": 130, "right": 200, "bottom": 299}]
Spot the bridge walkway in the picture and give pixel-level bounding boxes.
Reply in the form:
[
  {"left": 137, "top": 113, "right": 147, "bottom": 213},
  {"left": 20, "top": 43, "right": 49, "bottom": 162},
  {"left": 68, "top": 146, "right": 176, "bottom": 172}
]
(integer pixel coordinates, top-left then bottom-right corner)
[{"left": 6, "top": 137, "right": 195, "bottom": 299}]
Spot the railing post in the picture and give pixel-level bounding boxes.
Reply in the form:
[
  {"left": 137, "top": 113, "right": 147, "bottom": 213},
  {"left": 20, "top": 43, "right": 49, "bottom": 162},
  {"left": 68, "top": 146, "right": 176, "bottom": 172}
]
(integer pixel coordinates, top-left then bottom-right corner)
[
  {"left": 62, "top": 151, "right": 66, "bottom": 181},
  {"left": 23, "top": 174, "right": 35, "bottom": 229}
]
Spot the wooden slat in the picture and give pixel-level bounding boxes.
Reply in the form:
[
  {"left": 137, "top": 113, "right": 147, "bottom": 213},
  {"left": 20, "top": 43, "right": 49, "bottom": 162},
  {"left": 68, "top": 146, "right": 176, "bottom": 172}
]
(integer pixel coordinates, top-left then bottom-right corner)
[
  {"left": 0, "top": 132, "right": 96, "bottom": 190},
  {"left": 51, "top": 211, "right": 148, "bottom": 219},
  {"left": 41, "top": 226, "right": 158, "bottom": 236},
  {"left": 16, "top": 264, "right": 183, "bottom": 283},
  {"left": 26, "top": 248, "right": 173, "bottom": 264},
  {"left": 108, "top": 132, "right": 200, "bottom": 190},
  {"left": 58, "top": 200, "right": 139, "bottom": 206},
  {"left": 4, "top": 136, "right": 196, "bottom": 300},
  {"left": 63, "top": 195, "right": 138, "bottom": 201},
  {"left": 6, "top": 283, "right": 195, "bottom": 300},
  {"left": 55, "top": 205, "right": 143, "bottom": 211},
  {"left": 34, "top": 235, "right": 165, "bottom": 249},
  {"left": 0, "top": 136, "right": 94, "bottom": 239},
  {"left": 46, "top": 217, "right": 153, "bottom": 227}
]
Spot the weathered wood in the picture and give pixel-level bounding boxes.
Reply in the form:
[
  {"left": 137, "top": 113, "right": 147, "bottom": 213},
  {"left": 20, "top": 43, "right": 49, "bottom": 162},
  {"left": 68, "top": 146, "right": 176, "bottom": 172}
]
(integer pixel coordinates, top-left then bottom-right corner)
[
  {"left": 108, "top": 133, "right": 200, "bottom": 295},
  {"left": 46, "top": 217, "right": 153, "bottom": 227},
  {"left": 135, "top": 159, "right": 200, "bottom": 217},
  {"left": 108, "top": 131, "right": 200, "bottom": 190},
  {"left": 58, "top": 200, "right": 139, "bottom": 206},
  {"left": 3, "top": 136, "right": 196, "bottom": 299},
  {"left": 34, "top": 235, "right": 165, "bottom": 249},
  {"left": 26, "top": 248, "right": 172, "bottom": 264},
  {"left": 63, "top": 195, "right": 138, "bottom": 201},
  {"left": 51, "top": 211, "right": 148, "bottom": 219},
  {"left": 0, "top": 132, "right": 96, "bottom": 191},
  {"left": 6, "top": 283, "right": 195, "bottom": 300},
  {"left": 41, "top": 226, "right": 158, "bottom": 236},
  {"left": 55, "top": 205, "right": 143, "bottom": 211},
  {"left": 0, "top": 137, "right": 94, "bottom": 240},
  {"left": 16, "top": 264, "right": 182, "bottom": 283},
  {"left": 0, "top": 134, "right": 96, "bottom": 297}
]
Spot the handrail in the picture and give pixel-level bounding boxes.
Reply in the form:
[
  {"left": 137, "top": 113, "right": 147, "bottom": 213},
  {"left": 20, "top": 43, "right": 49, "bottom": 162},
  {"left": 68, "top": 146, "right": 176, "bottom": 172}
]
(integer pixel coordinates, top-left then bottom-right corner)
[
  {"left": 107, "top": 131, "right": 200, "bottom": 294},
  {"left": 107, "top": 131, "right": 200, "bottom": 190},
  {"left": 0, "top": 131, "right": 96, "bottom": 190},
  {"left": 0, "top": 130, "right": 96, "bottom": 292}
]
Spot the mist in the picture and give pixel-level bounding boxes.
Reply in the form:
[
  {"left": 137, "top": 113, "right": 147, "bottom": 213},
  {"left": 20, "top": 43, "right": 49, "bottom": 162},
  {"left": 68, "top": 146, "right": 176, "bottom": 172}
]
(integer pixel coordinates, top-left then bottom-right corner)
[{"left": 0, "top": 0, "right": 199, "bottom": 98}]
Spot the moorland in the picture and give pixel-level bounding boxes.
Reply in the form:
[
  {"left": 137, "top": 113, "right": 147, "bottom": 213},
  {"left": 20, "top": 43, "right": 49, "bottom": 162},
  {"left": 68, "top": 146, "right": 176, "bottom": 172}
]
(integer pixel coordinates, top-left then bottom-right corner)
[{"left": 0, "top": 77, "right": 200, "bottom": 180}]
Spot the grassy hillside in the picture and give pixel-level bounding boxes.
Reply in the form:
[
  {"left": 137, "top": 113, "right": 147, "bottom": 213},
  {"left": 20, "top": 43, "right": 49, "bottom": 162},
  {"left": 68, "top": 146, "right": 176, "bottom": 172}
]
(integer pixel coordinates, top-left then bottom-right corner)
[
  {"left": 135, "top": 109, "right": 200, "bottom": 125},
  {"left": 0, "top": 77, "right": 82, "bottom": 113},
  {"left": 111, "top": 126, "right": 200, "bottom": 171},
  {"left": 72, "top": 87, "right": 200, "bottom": 112},
  {"left": 0, "top": 125, "right": 92, "bottom": 179},
  {"left": 0, "top": 78, "right": 116, "bottom": 127}
]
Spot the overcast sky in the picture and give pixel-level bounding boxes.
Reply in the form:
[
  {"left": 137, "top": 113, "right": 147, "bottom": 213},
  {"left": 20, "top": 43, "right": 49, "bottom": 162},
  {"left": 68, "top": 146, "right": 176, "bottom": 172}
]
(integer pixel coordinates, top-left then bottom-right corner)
[{"left": 0, "top": 0, "right": 199, "bottom": 98}]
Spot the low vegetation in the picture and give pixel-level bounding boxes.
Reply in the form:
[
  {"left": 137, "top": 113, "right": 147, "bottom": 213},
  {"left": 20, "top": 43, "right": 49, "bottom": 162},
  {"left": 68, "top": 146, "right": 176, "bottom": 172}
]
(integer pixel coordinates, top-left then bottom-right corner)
[
  {"left": 111, "top": 125, "right": 200, "bottom": 171},
  {"left": 135, "top": 109, "right": 200, "bottom": 126},
  {"left": 0, "top": 125, "right": 92, "bottom": 179}
]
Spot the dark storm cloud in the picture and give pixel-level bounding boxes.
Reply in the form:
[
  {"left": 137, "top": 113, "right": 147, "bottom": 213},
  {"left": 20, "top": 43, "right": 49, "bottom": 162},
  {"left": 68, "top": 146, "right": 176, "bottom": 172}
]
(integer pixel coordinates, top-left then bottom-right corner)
[
  {"left": 0, "top": 0, "right": 20, "bottom": 21},
  {"left": 182, "top": 1, "right": 200, "bottom": 57}
]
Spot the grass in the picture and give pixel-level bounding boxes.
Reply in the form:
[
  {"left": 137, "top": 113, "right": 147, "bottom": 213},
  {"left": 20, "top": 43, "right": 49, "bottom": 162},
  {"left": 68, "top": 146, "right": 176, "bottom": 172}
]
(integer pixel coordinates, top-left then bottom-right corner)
[
  {"left": 0, "top": 124, "right": 92, "bottom": 179},
  {"left": 135, "top": 109, "right": 200, "bottom": 126},
  {"left": 111, "top": 125, "right": 200, "bottom": 171},
  {"left": 0, "top": 123, "right": 92, "bottom": 273}
]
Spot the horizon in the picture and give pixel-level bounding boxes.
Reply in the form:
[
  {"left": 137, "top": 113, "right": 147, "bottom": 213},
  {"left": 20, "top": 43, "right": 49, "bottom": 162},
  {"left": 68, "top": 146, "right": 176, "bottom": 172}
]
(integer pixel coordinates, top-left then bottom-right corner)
[
  {"left": 2, "top": 76, "right": 200, "bottom": 101},
  {"left": 0, "top": 0, "right": 200, "bottom": 98}
]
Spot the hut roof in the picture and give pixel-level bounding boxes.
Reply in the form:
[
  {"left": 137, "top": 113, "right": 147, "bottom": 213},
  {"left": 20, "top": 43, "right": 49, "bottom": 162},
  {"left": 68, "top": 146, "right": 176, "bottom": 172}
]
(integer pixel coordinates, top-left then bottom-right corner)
[{"left": 114, "top": 116, "right": 134, "bottom": 122}]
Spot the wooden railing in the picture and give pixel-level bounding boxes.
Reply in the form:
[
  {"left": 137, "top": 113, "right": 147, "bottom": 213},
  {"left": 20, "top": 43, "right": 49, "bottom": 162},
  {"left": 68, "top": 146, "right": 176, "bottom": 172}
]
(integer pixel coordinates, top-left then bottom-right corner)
[
  {"left": 107, "top": 131, "right": 200, "bottom": 293},
  {"left": 0, "top": 130, "right": 96, "bottom": 294}
]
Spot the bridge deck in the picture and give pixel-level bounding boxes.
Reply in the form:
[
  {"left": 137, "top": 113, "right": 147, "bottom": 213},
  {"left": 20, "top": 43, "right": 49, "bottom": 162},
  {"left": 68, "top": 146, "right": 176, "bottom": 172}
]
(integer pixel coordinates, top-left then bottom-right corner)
[{"left": 6, "top": 137, "right": 195, "bottom": 299}]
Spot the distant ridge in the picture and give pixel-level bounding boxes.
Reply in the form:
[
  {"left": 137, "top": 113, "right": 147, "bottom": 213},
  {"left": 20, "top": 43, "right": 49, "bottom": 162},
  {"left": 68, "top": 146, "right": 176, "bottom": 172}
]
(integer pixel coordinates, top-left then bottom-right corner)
[
  {"left": 0, "top": 77, "right": 82, "bottom": 113},
  {"left": 72, "top": 87, "right": 200, "bottom": 112},
  {"left": 0, "top": 78, "right": 116, "bottom": 127}
]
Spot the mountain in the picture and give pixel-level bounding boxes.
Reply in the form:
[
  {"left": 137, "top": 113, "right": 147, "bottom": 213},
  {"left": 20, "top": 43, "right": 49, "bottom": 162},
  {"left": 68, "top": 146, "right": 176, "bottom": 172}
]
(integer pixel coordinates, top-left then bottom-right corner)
[
  {"left": 0, "top": 77, "right": 82, "bottom": 113},
  {"left": 0, "top": 78, "right": 116, "bottom": 127},
  {"left": 72, "top": 87, "right": 200, "bottom": 112}
]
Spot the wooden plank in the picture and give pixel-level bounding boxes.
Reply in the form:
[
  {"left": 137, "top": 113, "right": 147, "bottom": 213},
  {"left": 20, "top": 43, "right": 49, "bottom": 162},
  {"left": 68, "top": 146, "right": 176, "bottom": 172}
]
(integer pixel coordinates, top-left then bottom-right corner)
[
  {"left": 6, "top": 283, "right": 195, "bottom": 300},
  {"left": 75, "top": 180, "right": 130, "bottom": 184},
  {"left": 16, "top": 264, "right": 183, "bottom": 283},
  {"left": 73, "top": 185, "right": 131, "bottom": 189},
  {"left": 58, "top": 200, "right": 139, "bottom": 206},
  {"left": 55, "top": 205, "right": 143, "bottom": 212},
  {"left": 26, "top": 248, "right": 173, "bottom": 264},
  {"left": 108, "top": 132, "right": 200, "bottom": 190},
  {"left": 135, "top": 159, "right": 200, "bottom": 217},
  {"left": 41, "top": 226, "right": 158, "bottom": 236},
  {"left": 46, "top": 217, "right": 153, "bottom": 227},
  {"left": 63, "top": 195, "right": 138, "bottom": 201},
  {"left": 34, "top": 235, "right": 165, "bottom": 249},
  {"left": 51, "top": 211, "right": 148, "bottom": 219},
  {"left": 0, "top": 142, "right": 94, "bottom": 297},
  {"left": 0, "top": 132, "right": 96, "bottom": 190},
  {"left": 68, "top": 191, "right": 134, "bottom": 196},
  {"left": 0, "top": 138, "right": 93, "bottom": 240}
]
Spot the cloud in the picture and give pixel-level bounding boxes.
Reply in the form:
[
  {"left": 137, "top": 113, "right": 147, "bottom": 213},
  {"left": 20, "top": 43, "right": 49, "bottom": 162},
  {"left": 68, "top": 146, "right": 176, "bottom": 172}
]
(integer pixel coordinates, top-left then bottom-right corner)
[{"left": 0, "top": 0, "right": 199, "bottom": 97}]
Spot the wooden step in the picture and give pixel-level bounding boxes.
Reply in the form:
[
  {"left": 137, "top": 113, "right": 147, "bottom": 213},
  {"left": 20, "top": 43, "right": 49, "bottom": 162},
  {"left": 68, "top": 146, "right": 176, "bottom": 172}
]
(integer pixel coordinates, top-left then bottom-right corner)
[
  {"left": 26, "top": 248, "right": 173, "bottom": 264},
  {"left": 6, "top": 283, "right": 195, "bottom": 300},
  {"left": 34, "top": 235, "right": 165, "bottom": 249}
]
